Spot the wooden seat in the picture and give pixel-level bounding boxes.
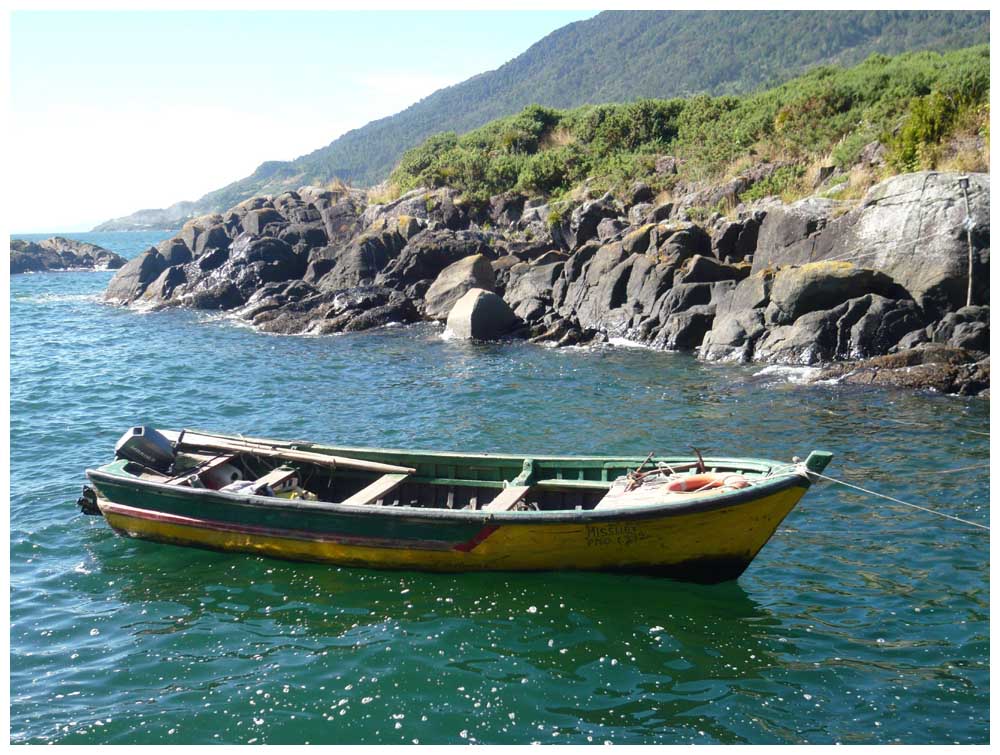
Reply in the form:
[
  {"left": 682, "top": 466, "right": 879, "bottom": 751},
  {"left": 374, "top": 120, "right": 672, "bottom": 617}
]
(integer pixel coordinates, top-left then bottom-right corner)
[
  {"left": 340, "top": 473, "right": 409, "bottom": 506},
  {"left": 483, "top": 485, "right": 530, "bottom": 512}
]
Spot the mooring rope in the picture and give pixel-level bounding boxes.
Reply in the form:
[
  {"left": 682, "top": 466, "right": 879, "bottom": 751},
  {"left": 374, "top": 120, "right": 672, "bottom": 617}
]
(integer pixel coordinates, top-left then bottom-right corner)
[{"left": 807, "top": 470, "right": 990, "bottom": 532}]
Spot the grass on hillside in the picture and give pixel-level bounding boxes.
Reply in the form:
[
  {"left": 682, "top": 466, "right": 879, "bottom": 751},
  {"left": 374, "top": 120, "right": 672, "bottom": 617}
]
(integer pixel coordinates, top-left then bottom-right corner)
[{"left": 385, "top": 45, "right": 989, "bottom": 211}]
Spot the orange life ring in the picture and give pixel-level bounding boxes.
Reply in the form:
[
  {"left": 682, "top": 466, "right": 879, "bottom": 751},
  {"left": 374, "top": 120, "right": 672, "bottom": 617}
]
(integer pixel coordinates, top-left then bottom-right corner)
[{"left": 667, "top": 473, "right": 750, "bottom": 493}]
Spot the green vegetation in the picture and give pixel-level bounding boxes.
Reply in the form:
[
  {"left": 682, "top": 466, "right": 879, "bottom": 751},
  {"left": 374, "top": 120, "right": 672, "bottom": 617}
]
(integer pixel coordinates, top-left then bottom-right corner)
[{"left": 386, "top": 45, "right": 989, "bottom": 206}]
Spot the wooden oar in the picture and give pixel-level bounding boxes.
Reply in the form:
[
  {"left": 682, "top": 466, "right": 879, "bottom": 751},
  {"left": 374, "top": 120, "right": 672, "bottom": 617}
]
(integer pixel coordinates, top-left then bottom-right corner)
[{"left": 175, "top": 432, "right": 415, "bottom": 475}]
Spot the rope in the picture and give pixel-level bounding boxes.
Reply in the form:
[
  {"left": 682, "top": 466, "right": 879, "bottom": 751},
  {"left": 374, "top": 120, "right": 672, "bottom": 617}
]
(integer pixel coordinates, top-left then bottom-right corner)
[
  {"left": 807, "top": 470, "right": 990, "bottom": 532},
  {"left": 896, "top": 463, "right": 990, "bottom": 476}
]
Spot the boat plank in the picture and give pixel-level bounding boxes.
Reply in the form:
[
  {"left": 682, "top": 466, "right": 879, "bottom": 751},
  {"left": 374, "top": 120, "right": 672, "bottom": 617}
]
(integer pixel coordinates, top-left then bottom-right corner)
[
  {"left": 340, "top": 473, "right": 410, "bottom": 506},
  {"left": 178, "top": 433, "right": 415, "bottom": 475},
  {"left": 483, "top": 485, "right": 531, "bottom": 512}
]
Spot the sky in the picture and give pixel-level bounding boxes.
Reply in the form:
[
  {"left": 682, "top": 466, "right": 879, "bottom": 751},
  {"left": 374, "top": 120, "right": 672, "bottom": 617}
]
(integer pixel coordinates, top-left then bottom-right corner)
[{"left": 9, "top": 10, "right": 598, "bottom": 232}]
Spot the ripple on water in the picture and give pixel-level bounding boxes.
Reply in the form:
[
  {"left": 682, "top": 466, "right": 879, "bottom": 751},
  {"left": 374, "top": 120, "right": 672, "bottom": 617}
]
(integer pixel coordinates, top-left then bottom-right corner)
[{"left": 8, "top": 252, "right": 990, "bottom": 745}]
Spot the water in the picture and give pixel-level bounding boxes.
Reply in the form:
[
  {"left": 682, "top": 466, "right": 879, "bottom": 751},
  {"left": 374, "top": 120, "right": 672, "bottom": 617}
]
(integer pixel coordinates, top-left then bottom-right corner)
[{"left": 9, "top": 233, "right": 990, "bottom": 744}]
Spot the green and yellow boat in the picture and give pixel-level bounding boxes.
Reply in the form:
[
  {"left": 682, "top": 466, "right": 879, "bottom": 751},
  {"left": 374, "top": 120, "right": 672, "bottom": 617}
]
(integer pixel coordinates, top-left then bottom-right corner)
[{"left": 81, "top": 427, "right": 832, "bottom": 583}]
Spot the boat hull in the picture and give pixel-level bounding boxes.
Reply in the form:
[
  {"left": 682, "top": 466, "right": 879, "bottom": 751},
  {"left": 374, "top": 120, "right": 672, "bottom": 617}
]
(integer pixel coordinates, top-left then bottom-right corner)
[{"left": 92, "top": 478, "right": 809, "bottom": 583}]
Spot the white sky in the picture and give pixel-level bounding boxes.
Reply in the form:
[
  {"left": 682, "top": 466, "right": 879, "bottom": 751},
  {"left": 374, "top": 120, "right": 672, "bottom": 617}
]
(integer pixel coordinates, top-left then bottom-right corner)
[{"left": 8, "top": 10, "right": 596, "bottom": 232}]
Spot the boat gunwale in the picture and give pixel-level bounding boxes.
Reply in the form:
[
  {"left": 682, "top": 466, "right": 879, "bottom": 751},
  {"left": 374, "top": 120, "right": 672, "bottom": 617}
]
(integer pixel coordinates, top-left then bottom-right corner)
[
  {"left": 85, "top": 462, "right": 809, "bottom": 526},
  {"left": 176, "top": 428, "right": 784, "bottom": 469}
]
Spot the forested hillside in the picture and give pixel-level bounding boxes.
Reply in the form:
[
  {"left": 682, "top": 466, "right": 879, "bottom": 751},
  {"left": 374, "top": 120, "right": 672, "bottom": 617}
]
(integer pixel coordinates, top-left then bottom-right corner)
[{"left": 95, "top": 10, "right": 988, "bottom": 230}]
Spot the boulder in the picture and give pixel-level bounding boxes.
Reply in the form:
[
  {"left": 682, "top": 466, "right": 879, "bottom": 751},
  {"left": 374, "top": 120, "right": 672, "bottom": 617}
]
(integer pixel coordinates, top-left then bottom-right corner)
[
  {"left": 446, "top": 288, "right": 519, "bottom": 340},
  {"left": 157, "top": 237, "right": 193, "bottom": 266},
  {"left": 557, "top": 194, "right": 621, "bottom": 250},
  {"left": 376, "top": 229, "right": 492, "bottom": 289},
  {"left": 929, "top": 305, "right": 990, "bottom": 351},
  {"left": 243, "top": 208, "right": 287, "bottom": 236},
  {"left": 654, "top": 305, "right": 717, "bottom": 350},
  {"left": 752, "top": 294, "right": 925, "bottom": 364},
  {"left": 752, "top": 172, "right": 989, "bottom": 317},
  {"left": 239, "top": 282, "right": 418, "bottom": 335},
  {"left": 676, "top": 255, "right": 751, "bottom": 285},
  {"left": 712, "top": 214, "right": 763, "bottom": 261},
  {"left": 597, "top": 218, "right": 629, "bottom": 243},
  {"left": 655, "top": 222, "right": 711, "bottom": 266},
  {"left": 489, "top": 193, "right": 526, "bottom": 228},
  {"left": 423, "top": 254, "right": 497, "bottom": 320},
  {"left": 104, "top": 249, "right": 168, "bottom": 303},
  {"left": 504, "top": 260, "right": 564, "bottom": 321},
  {"left": 764, "top": 261, "right": 905, "bottom": 325}
]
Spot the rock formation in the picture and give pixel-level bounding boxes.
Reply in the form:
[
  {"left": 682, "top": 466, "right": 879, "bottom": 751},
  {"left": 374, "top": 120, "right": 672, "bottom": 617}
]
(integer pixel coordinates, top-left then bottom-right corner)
[
  {"left": 103, "top": 171, "right": 990, "bottom": 395},
  {"left": 10, "top": 237, "right": 126, "bottom": 274}
]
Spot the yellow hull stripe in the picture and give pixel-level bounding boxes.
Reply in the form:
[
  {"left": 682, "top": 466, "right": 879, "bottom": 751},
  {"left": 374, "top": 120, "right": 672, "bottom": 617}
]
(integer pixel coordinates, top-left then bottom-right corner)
[{"left": 102, "top": 485, "right": 807, "bottom": 572}]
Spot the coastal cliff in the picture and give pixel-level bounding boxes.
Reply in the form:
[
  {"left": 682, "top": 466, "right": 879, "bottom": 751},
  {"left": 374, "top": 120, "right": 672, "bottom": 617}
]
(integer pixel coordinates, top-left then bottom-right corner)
[{"left": 104, "top": 169, "right": 989, "bottom": 395}]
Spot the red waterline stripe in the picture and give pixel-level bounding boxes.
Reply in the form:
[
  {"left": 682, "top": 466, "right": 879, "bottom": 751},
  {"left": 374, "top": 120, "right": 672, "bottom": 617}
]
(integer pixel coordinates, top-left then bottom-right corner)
[
  {"left": 101, "top": 502, "right": 457, "bottom": 551},
  {"left": 453, "top": 525, "right": 499, "bottom": 552}
]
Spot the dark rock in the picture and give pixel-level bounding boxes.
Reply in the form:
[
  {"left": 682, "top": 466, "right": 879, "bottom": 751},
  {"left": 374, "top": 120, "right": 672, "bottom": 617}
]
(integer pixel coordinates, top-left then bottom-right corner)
[
  {"left": 712, "top": 215, "right": 762, "bottom": 261},
  {"left": 559, "top": 243, "right": 631, "bottom": 328},
  {"left": 104, "top": 249, "right": 168, "bottom": 303},
  {"left": 813, "top": 345, "right": 988, "bottom": 396},
  {"left": 504, "top": 260, "right": 564, "bottom": 319},
  {"left": 648, "top": 202, "right": 674, "bottom": 223},
  {"left": 489, "top": 193, "right": 526, "bottom": 228},
  {"left": 157, "top": 238, "right": 193, "bottom": 266},
  {"left": 243, "top": 284, "right": 418, "bottom": 335},
  {"left": 278, "top": 223, "right": 328, "bottom": 249},
  {"left": 813, "top": 165, "right": 837, "bottom": 188},
  {"left": 676, "top": 255, "right": 751, "bottom": 285},
  {"left": 624, "top": 255, "right": 674, "bottom": 317},
  {"left": 243, "top": 208, "right": 287, "bottom": 236},
  {"left": 139, "top": 265, "right": 187, "bottom": 306},
  {"left": 558, "top": 194, "right": 621, "bottom": 250},
  {"left": 179, "top": 214, "right": 224, "bottom": 253},
  {"left": 312, "top": 236, "right": 397, "bottom": 290},
  {"left": 186, "top": 282, "right": 244, "bottom": 310},
  {"left": 655, "top": 222, "right": 711, "bottom": 266},
  {"left": 621, "top": 224, "right": 655, "bottom": 255},
  {"left": 597, "top": 217, "right": 629, "bottom": 243},
  {"left": 491, "top": 254, "right": 522, "bottom": 289},
  {"left": 629, "top": 182, "right": 654, "bottom": 205},
  {"left": 628, "top": 203, "right": 654, "bottom": 226},
  {"left": 654, "top": 305, "right": 717, "bottom": 350},
  {"left": 11, "top": 237, "right": 127, "bottom": 274},
  {"left": 198, "top": 246, "right": 229, "bottom": 272},
  {"left": 699, "top": 309, "right": 767, "bottom": 362},
  {"left": 764, "top": 262, "right": 906, "bottom": 326},
  {"left": 929, "top": 305, "right": 990, "bottom": 351},
  {"left": 377, "top": 229, "right": 492, "bottom": 289},
  {"left": 858, "top": 141, "right": 887, "bottom": 168},
  {"left": 752, "top": 294, "right": 925, "bottom": 365}
]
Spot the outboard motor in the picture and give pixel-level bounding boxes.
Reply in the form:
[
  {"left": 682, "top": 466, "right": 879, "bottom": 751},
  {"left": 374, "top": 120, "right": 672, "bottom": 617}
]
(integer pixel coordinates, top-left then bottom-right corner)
[{"left": 115, "top": 426, "right": 176, "bottom": 474}]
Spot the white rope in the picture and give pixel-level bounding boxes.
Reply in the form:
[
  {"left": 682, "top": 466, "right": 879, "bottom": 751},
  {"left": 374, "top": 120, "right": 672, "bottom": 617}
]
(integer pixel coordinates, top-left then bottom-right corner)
[{"left": 807, "top": 470, "right": 990, "bottom": 532}]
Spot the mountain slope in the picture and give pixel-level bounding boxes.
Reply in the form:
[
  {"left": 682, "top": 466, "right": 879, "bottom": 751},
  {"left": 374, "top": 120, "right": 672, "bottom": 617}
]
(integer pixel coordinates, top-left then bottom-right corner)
[{"left": 94, "top": 9, "right": 988, "bottom": 230}]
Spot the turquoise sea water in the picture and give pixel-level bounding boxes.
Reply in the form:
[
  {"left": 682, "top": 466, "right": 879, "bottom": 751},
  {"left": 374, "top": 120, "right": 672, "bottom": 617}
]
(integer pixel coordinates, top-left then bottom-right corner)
[{"left": 9, "top": 232, "right": 990, "bottom": 744}]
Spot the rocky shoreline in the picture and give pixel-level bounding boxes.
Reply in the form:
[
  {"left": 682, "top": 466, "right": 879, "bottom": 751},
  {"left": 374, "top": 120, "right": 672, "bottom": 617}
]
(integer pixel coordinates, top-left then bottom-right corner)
[
  {"left": 10, "top": 237, "right": 127, "bottom": 274},
  {"left": 103, "top": 169, "right": 990, "bottom": 396}
]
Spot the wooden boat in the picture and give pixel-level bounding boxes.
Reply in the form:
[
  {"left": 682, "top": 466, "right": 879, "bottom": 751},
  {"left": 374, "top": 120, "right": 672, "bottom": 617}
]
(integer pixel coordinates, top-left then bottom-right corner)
[{"left": 81, "top": 427, "right": 833, "bottom": 583}]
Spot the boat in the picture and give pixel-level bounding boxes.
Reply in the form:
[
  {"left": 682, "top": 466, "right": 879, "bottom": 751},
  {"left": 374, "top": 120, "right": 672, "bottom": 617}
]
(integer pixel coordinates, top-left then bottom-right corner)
[{"left": 80, "top": 427, "right": 833, "bottom": 583}]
